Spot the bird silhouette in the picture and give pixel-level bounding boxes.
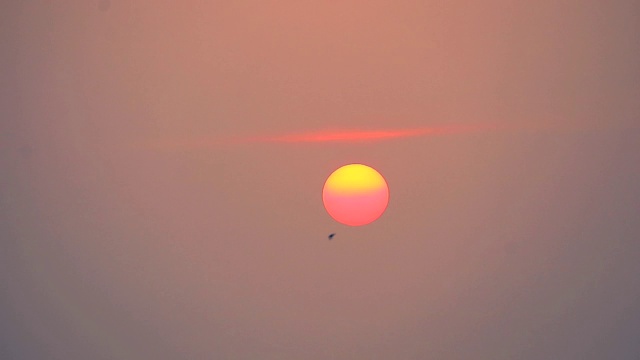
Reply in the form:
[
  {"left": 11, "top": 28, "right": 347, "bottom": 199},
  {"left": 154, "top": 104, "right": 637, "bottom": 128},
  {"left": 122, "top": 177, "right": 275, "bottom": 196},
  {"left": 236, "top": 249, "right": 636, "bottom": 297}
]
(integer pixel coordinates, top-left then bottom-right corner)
[{"left": 328, "top": 233, "right": 336, "bottom": 240}]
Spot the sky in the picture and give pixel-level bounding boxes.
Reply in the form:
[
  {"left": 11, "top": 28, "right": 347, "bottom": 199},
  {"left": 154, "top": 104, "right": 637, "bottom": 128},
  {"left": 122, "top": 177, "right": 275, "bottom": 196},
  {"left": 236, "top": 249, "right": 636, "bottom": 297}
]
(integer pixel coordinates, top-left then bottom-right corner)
[{"left": 1, "top": 1, "right": 640, "bottom": 359}]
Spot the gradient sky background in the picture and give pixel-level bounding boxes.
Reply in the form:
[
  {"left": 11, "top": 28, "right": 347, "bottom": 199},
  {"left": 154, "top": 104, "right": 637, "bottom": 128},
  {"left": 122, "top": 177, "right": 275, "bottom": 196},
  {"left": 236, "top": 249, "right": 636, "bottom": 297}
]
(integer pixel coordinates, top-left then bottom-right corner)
[{"left": 2, "top": 1, "right": 640, "bottom": 359}]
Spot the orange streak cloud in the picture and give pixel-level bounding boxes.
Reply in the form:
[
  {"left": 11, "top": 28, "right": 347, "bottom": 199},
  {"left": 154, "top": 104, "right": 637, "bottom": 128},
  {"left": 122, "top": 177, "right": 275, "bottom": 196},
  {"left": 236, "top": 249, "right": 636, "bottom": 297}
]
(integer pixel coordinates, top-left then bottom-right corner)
[
  {"left": 235, "top": 123, "right": 501, "bottom": 144},
  {"left": 144, "top": 123, "right": 506, "bottom": 150}
]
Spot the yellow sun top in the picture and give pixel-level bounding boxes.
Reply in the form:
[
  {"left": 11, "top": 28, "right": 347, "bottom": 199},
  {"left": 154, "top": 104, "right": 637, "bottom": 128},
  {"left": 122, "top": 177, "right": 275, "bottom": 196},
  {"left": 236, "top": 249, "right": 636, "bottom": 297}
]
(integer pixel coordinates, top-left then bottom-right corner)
[{"left": 324, "top": 164, "right": 387, "bottom": 195}]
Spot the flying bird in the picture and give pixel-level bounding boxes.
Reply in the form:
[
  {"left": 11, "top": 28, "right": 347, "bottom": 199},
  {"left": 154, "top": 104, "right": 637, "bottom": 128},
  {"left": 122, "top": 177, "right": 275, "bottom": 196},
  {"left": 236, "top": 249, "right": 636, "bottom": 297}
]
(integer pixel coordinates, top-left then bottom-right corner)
[{"left": 328, "top": 233, "right": 335, "bottom": 240}]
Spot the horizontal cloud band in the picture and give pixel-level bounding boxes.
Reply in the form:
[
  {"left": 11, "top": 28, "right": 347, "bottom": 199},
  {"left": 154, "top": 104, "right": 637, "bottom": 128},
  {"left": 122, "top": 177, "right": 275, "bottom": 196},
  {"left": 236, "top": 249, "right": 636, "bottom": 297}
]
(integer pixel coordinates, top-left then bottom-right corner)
[
  {"left": 144, "top": 123, "right": 509, "bottom": 150},
  {"left": 241, "top": 125, "right": 488, "bottom": 143}
]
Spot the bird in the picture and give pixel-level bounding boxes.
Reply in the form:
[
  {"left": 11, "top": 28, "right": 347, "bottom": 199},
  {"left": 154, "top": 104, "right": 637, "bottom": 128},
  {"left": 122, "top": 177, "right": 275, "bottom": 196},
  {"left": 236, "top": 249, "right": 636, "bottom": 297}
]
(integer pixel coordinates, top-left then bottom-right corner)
[{"left": 328, "top": 233, "right": 336, "bottom": 240}]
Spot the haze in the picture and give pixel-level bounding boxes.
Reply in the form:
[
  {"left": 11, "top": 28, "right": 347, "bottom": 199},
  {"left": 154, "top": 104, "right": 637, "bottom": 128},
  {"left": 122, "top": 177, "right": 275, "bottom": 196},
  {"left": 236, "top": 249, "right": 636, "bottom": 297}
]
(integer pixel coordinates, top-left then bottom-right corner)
[{"left": 1, "top": 1, "right": 640, "bottom": 359}]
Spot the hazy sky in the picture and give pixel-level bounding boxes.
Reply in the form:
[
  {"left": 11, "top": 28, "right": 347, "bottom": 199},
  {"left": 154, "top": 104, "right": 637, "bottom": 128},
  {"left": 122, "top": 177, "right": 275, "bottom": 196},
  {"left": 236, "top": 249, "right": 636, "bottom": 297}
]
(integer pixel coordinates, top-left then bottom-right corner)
[{"left": 2, "top": 1, "right": 640, "bottom": 359}]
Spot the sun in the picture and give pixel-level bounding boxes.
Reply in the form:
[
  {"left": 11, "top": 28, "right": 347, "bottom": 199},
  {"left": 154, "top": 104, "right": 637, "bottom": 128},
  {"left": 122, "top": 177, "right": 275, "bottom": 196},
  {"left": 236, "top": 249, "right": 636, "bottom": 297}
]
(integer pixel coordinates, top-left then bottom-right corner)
[{"left": 322, "top": 164, "right": 389, "bottom": 226}]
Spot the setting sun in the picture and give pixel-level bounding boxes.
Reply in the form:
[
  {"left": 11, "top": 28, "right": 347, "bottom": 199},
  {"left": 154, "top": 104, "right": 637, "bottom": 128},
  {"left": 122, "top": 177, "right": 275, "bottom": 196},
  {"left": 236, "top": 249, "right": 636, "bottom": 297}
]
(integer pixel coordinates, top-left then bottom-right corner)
[{"left": 322, "top": 164, "right": 389, "bottom": 226}]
